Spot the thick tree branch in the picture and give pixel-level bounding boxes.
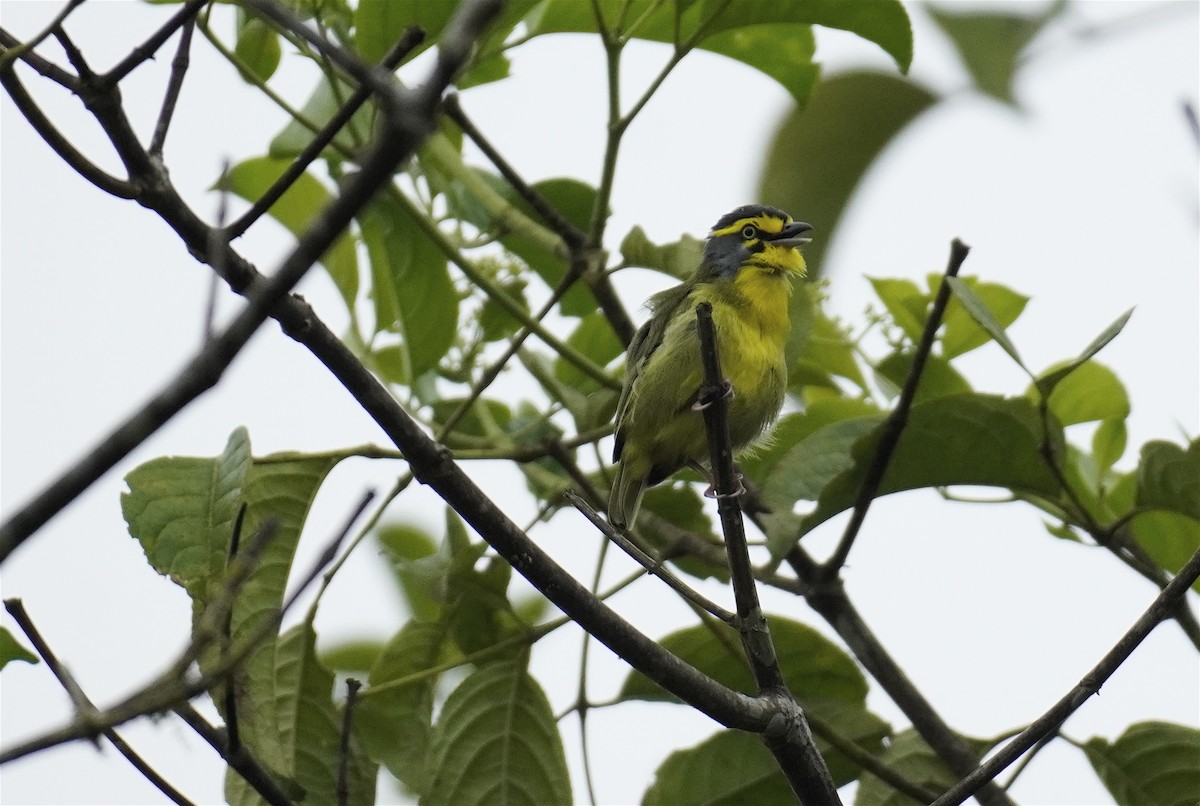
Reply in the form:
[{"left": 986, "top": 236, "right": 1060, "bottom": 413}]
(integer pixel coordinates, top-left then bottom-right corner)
[{"left": 694, "top": 303, "right": 840, "bottom": 805}]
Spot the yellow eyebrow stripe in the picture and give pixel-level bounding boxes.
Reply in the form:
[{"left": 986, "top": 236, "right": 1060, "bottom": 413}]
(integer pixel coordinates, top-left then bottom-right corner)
[{"left": 709, "top": 214, "right": 790, "bottom": 237}]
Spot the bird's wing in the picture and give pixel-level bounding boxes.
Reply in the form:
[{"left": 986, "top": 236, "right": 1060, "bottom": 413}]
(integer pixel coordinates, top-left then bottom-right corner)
[{"left": 612, "top": 283, "right": 693, "bottom": 462}]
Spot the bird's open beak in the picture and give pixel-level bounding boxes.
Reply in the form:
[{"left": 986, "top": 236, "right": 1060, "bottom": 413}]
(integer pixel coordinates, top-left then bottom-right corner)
[{"left": 771, "top": 221, "right": 813, "bottom": 248}]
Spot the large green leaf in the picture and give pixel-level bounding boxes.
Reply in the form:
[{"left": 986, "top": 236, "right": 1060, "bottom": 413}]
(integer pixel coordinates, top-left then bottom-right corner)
[
  {"left": 1129, "top": 511, "right": 1200, "bottom": 593},
  {"left": 526, "top": 0, "right": 912, "bottom": 108},
  {"left": 638, "top": 485, "right": 729, "bottom": 582},
  {"left": 619, "top": 225, "right": 704, "bottom": 282},
  {"left": 643, "top": 730, "right": 793, "bottom": 806},
  {"left": 791, "top": 394, "right": 1065, "bottom": 549},
  {"left": 354, "top": 0, "right": 454, "bottom": 63},
  {"left": 354, "top": 0, "right": 537, "bottom": 87},
  {"left": 926, "top": 1, "right": 1066, "bottom": 106},
  {"left": 622, "top": 618, "right": 889, "bottom": 786},
  {"left": 268, "top": 75, "right": 376, "bottom": 161},
  {"left": 944, "top": 277, "right": 1028, "bottom": 373},
  {"left": 424, "top": 660, "right": 571, "bottom": 805},
  {"left": 554, "top": 311, "right": 623, "bottom": 392},
  {"left": 357, "top": 621, "right": 451, "bottom": 793},
  {"left": 759, "top": 71, "right": 938, "bottom": 277},
  {"left": 1032, "top": 361, "right": 1130, "bottom": 426},
  {"left": 377, "top": 522, "right": 443, "bottom": 622},
  {"left": 1084, "top": 721, "right": 1200, "bottom": 806},
  {"left": 122, "top": 428, "right": 251, "bottom": 605},
  {"left": 221, "top": 157, "right": 359, "bottom": 307},
  {"left": 875, "top": 350, "right": 972, "bottom": 404},
  {"left": 498, "top": 178, "right": 598, "bottom": 318},
  {"left": 938, "top": 276, "right": 1029, "bottom": 360},
  {"left": 234, "top": 10, "right": 281, "bottom": 83},
  {"left": 226, "top": 619, "right": 377, "bottom": 806},
  {"left": 791, "top": 299, "right": 868, "bottom": 392},
  {"left": 122, "top": 429, "right": 344, "bottom": 786},
  {"left": 358, "top": 194, "right": 458, "bottom": 379},
  {"left": 620, "top": 617, "right": 868, "bottom": 705},
  {"left": 869, "top": 277, "right": 928, "bottom": 343},
  {"left": 1136, "top": 439, "right": 1200, "bottom": 522},
  {"left": 855, "top": 729, "right": 993, "bottom": 805}
]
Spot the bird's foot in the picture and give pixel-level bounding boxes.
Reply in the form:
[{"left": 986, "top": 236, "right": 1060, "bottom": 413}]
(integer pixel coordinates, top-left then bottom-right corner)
[
  {"left": 692, "top": 379, "right": 734, "bottom": 411},
  {"left": 703, "top": 472, "right": 746, "bottom": 501}
]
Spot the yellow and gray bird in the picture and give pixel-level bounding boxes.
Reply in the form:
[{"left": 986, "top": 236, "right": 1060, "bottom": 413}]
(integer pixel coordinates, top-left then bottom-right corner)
[{"left": 608, "top": 204, "right": 812, "bottom": 529}]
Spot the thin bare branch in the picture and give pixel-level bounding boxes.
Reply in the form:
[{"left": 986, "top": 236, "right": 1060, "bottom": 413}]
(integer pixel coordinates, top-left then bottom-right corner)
[
  {"left": 567, "top": 491, "right": 736, "bottom": 623},
  {"left": 820, "top": 238, "right": 971, "bottom": 577},
  {"left": 148, "top": 17, "right": 195, "bottom": 157},
  {"left": 0, "top": 63, "right": 135, "bottom": 197},
  {"left": 4, "top": 599, "right": 195, "bottom": 806},
  {"left": 104, "top": 0, "right": 209, "bottom": 84},
  {"left": 225, "top": 25, "right": 427, "bottom": 240},
  {"left": 933, "top": 545, "right": 1200, "bottom": 805}
]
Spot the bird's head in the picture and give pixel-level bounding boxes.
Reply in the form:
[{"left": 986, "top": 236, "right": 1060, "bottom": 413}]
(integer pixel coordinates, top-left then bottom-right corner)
[{"left": 700, "top": 204, "right": 812, "bottom": 280}]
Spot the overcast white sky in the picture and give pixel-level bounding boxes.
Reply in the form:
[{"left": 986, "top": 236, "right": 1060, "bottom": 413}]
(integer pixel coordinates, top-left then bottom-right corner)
[{"left": 1, "top": 1, "right": 1197, "bottom": 804}]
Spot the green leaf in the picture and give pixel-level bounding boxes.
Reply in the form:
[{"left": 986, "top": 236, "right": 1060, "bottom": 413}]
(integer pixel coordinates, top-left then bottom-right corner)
[
  {"left": 759, "top": 72, "right": 938, "bottom": 278},
  {"left": 741, "top": 398, "right": 883, "bottom": 483},
  {"left": 430, "top": 398, "right": 514, "bottom": 443},
  {"left": 123, "top": 429, "right": 344, "bottom": 783},
  {"left": 644, "top": 731, "right": 792, "bottom": 806},
  {"left": 354, "top": 0, "right": 449, "bottom": 63},
  {"left": 638, "top": 485, "right": 729, "bottom": 582},
  {"left": 1092, "top": 417, "right": 1128, "bottom": 475},
  {"left": 1033, "top": 361, "right": 1130, "bottom": 426},
  {"left": 554, "top": 312, "right": 623, "bottom": 392},
  {"left": 875, "top": 350, "right": 972, "bottom": 404},
  {"left": 527, "top": 0, "right": 912, "bottom": 106},
  {"left": 939, "top": 277, "right": 1028, "bottom": 359},
  {"left": 794, "top": 394, "right": 1064, "bottom": 546},
  {"left": 1084, "top": 721, "right": 1200, "bottom": 806},
  {"left": 855, "top": 729, "right": 993, "bottom": 805},
  {"left": 1136, "top": 439, "right": 1200, "bottom": 522},
  {"left": 0, "top": 627, "right": 38, "bottom": 669},
  {"left": 1129, "top": 511, "right": 1200, "bottom": 592},
  {"left": 620, "top": 617, "right": 868, "bottom": 705},
  {"left": 122, "top": 427, "right": 251, "bottom": 605},
  {"left": 424, "top": 660, "right": 571, "bottom": 806},
  {"left": 220, "top": 157, "right": 359, "bottom": 307},
  {"left": 378, "top": 522, "right": 443, "bottom": 622},
  {"left": 358, "top": 621, "right": 450, "bottom": 792},
  {"left": 869, "top": 277, "right": 928, "bottom": 343},
  {"left": 234, "top": 11, "right": 281, "bottom": 83},
  {"left": 697, "top": 24, "right": 820, "bottom": 109},
  {"left": 226, "top": 619, "right": 377, "bottom": 806},
  {"left": 1035, "top": 308, "right": 1135, "bottom": 397},
  {"left": 319, "top": 639, "right": 384, "bottom": 675},
  {"left": 944, "top": 276, "right": 1028, "bottom": 372},
  {"left": 926, "top": 1, "right": 1066, "bottom": 106},
  {"left": 619, "top": 225, "right": 705, "bottom": 281},
  {"left": 358, "top": 195, "right": 458, "bottom": 377},
  {"left": 792, "top": 301, "right": 868, "bottom": 391},
  {"left": 269, "top": 74, "right": 376, "bottom": 160},
  {"left": 499, "top": 178, "right": 597, "bottom": 318}
]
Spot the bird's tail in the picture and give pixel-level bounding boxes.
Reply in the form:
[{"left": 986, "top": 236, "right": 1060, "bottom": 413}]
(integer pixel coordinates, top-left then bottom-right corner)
[{"left": 608, "top": 462, "right": 647, "bottom": 531}]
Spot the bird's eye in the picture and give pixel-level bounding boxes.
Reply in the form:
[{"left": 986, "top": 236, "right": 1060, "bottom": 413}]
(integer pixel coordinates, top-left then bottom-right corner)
[{"left": 741, "top": 225, "right": 757, "bottom": 240}]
